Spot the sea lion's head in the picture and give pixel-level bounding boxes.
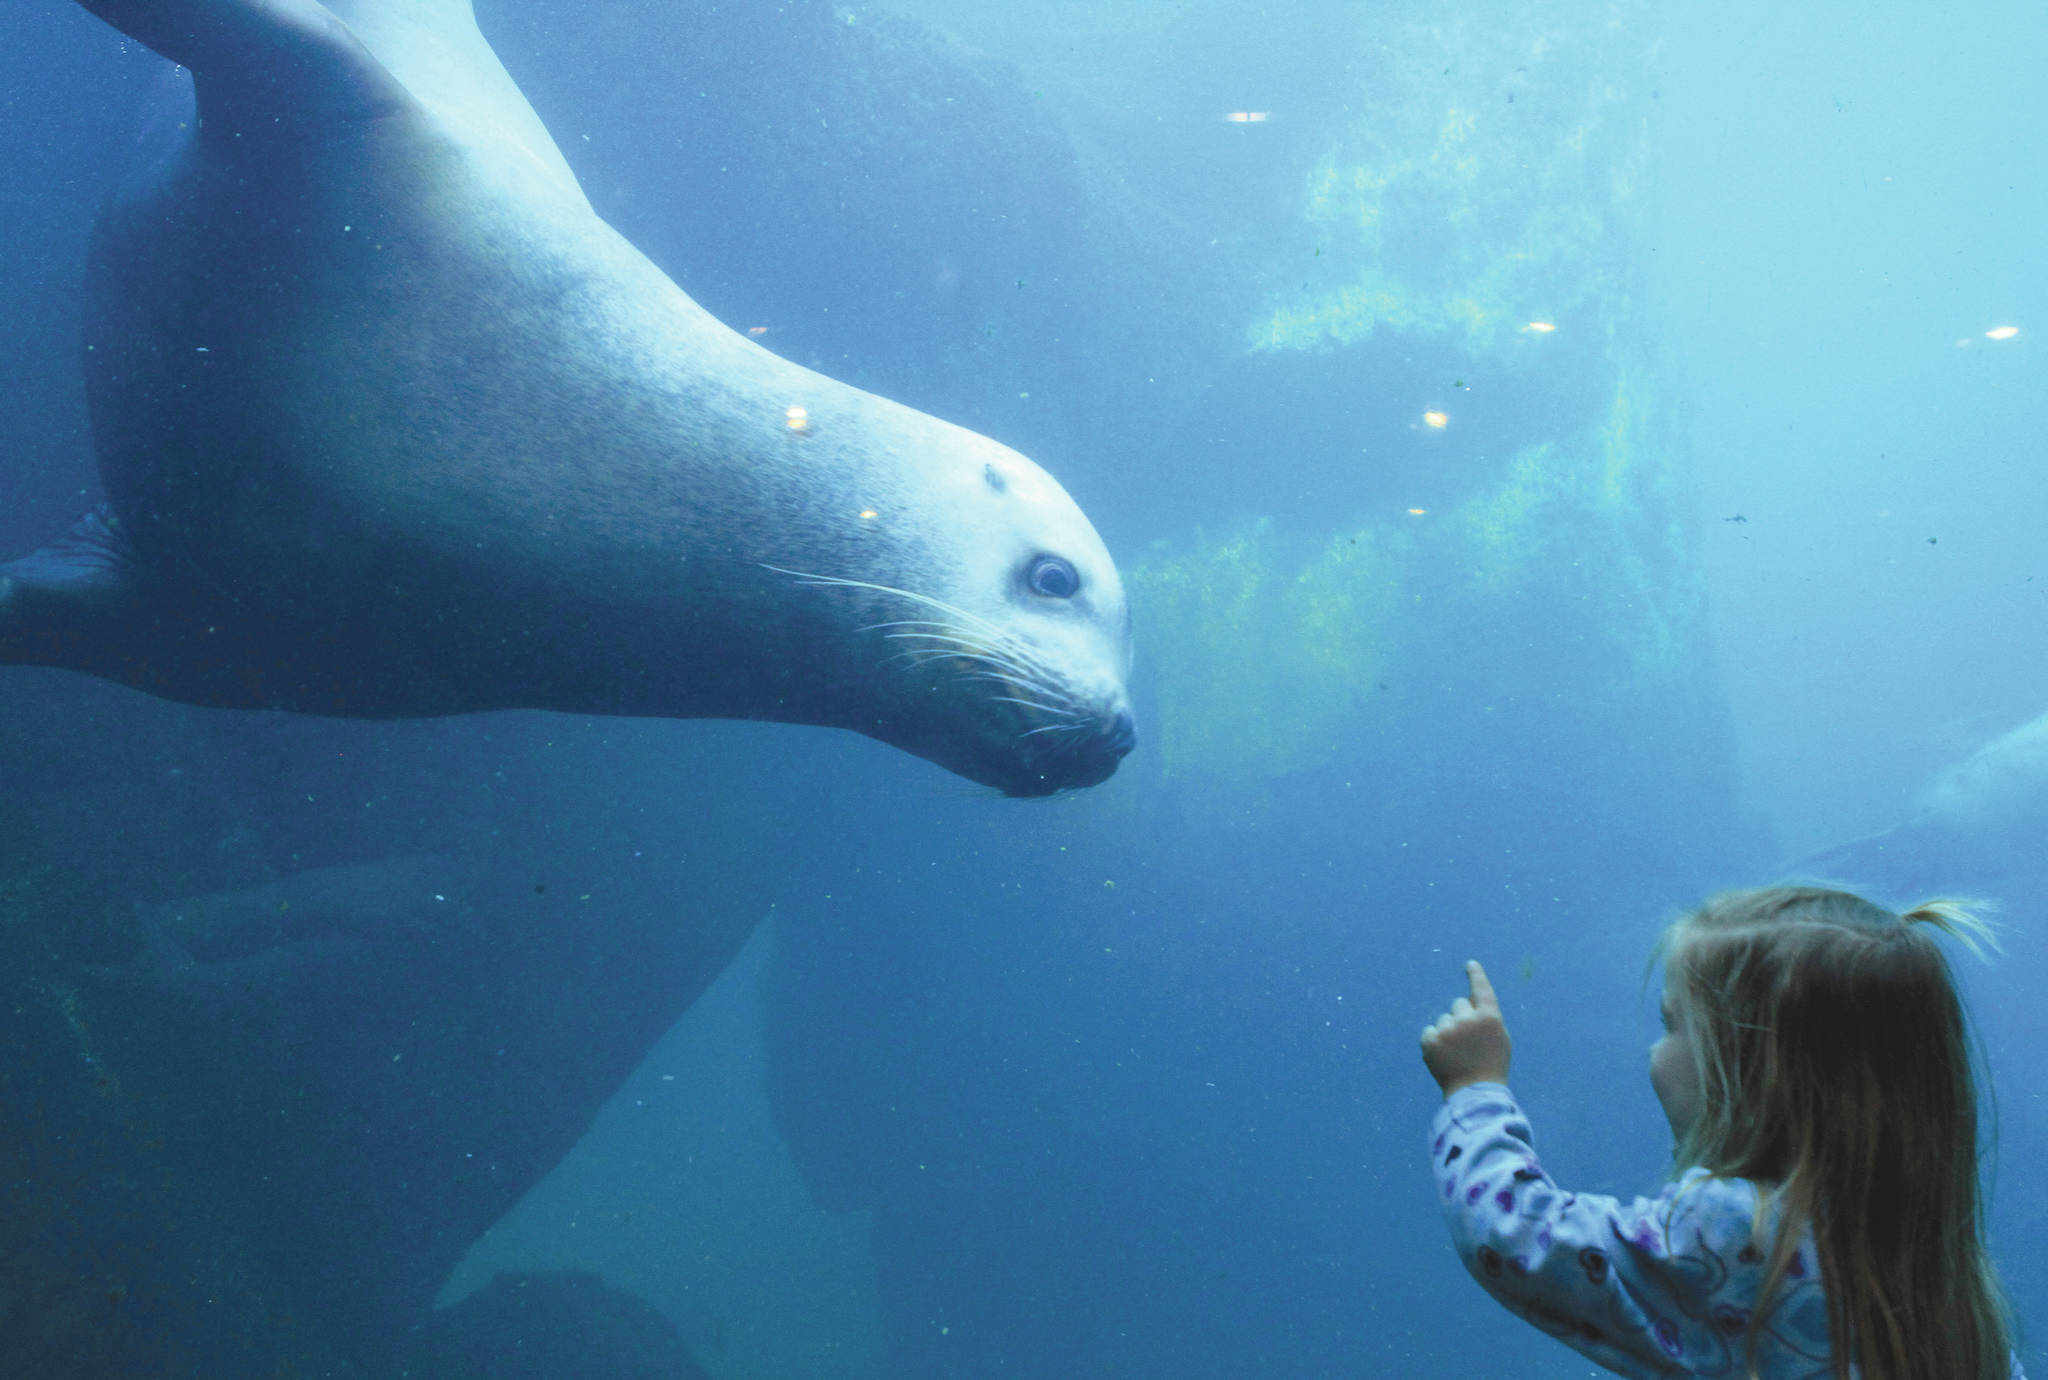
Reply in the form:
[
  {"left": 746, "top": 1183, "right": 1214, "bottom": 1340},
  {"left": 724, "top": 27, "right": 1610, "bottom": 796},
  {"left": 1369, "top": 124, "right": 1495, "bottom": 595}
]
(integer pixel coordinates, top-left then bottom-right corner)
[{"left": 767, "top": 414, "right": 1134, "bottom": 797}]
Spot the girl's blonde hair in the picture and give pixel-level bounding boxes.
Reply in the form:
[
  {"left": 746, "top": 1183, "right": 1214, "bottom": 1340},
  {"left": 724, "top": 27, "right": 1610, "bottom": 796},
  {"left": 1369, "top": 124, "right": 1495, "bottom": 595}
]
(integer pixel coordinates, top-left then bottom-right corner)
[{"left": 1655, "top": 885, "right": 2012, "bottom": 1380}]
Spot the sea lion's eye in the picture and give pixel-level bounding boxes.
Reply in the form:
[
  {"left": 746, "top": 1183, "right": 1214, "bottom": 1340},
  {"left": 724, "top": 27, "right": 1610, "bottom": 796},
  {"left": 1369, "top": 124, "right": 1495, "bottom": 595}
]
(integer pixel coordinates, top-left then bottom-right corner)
[{"left": 1026, "top": 555, "right": 1079, "bottom": 599}]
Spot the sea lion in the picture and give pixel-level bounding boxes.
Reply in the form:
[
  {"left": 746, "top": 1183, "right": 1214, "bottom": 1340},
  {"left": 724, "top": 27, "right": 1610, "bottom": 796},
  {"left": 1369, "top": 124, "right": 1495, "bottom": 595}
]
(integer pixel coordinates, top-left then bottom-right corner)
[
  {"left": 0, "top": 0, "right": 1135, "bottom": 796},
  {"left": 1798, "top": 708, "right": 2048, "bottom": 892}
]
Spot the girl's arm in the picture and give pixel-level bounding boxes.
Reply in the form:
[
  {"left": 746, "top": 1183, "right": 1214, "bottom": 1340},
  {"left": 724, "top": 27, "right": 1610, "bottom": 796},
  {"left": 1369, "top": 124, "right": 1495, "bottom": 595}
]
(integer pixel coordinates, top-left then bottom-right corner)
[{"left": 1431, "top": 1085, "right": 1832, "bottom": 1379}]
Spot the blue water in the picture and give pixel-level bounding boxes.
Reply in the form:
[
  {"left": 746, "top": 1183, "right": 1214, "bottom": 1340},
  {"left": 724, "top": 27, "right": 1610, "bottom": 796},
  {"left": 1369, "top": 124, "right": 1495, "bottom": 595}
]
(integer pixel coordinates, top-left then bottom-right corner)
[{"left": 1, "top": 0, "right": 2043, "bottom": 1376}]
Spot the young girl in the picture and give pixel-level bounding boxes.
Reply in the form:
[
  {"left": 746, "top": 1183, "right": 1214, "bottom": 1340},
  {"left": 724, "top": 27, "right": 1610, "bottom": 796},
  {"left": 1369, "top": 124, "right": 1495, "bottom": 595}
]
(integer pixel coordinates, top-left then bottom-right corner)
[{"left": 1420, "top": 885, "right": 2022, "bottom": 1380}]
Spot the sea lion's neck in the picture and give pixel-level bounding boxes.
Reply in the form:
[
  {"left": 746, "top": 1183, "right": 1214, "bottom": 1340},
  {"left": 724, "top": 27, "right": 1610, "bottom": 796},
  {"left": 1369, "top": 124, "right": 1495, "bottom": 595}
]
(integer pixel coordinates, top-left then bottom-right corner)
[{"left": 326, "top": 0, "right": 584, "bottom": 207}]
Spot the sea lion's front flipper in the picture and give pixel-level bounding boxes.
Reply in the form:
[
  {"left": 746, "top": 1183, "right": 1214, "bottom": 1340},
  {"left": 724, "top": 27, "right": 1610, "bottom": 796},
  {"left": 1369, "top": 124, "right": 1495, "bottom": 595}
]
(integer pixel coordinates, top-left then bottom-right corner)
[
  {"left": 0, "top": 511, "right": 158, "bottom": 684},
  {"left": 75, "top": 0, "right": 415, "bottom": 131}
]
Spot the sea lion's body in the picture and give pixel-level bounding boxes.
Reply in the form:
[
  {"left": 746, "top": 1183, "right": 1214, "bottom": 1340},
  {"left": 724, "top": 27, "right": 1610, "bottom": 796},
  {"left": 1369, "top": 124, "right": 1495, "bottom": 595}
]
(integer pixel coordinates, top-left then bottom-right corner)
[
  {"left": 1801, "top": 709, "right": 2048, "bottom": 892},
  {"left": 2, "top": 0, "right": 1134, "bottom": 795}
]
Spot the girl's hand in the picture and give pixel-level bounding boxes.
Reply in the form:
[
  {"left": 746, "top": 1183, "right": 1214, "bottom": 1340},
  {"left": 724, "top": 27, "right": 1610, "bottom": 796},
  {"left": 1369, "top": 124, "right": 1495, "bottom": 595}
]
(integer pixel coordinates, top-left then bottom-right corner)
[{"left": 1421, "top": 960, "right": 1512, "bottom": 1097}]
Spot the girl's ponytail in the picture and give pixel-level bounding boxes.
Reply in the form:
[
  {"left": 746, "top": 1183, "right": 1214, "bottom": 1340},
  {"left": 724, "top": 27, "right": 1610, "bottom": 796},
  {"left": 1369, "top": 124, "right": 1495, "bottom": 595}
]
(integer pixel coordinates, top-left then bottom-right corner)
[{"left": 1898, "top": 899, "right": 1999, "bottom": 960}]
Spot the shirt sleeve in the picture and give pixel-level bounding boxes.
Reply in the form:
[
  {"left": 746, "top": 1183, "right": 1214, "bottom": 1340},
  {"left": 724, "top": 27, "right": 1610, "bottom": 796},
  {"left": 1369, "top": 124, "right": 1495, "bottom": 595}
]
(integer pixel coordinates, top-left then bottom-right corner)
[{"left": 1429, "top": 1083, "right": 1832, "bottom": 1379}]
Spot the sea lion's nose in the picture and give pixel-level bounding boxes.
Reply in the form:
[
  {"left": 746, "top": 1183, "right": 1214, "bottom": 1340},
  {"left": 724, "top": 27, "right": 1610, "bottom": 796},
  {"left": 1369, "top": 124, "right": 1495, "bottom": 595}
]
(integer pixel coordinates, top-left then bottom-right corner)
[
  {"left": 1008, "top": 706, "right": 1137, "bottom": 795},
  {"left": 1069, "top": 707, "right": 1137, "bottom": 782},
  {"left": 1106, "top": 708, "right": 1137, "bottom": 758}
]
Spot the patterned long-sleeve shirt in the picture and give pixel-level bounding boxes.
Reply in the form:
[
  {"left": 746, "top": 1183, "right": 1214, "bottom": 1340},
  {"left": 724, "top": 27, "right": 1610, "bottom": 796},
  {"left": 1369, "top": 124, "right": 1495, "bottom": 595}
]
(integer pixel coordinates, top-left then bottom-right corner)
[{"left": 1430, "top": 1083, "right": 2025, "bottom": 1379}]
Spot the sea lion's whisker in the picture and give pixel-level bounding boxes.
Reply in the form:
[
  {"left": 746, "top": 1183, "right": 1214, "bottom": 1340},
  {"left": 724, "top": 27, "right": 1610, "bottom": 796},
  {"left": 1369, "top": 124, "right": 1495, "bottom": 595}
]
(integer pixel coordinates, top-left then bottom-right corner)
[
  {"left": 872, "top": 622, "right": 1051, "bottom": 683},
  {"left": 762, "top": 565, "right": 1005, "bottom": 638},
  {"left": 881, "top": 629, "right": 1043, "bottom": 676},
  {"left": 904, "top": 649, "right": 1031, "bottom": 675},
  {"left": 882, "top": 631, "right": 995, "bottom": 652},
  {"left": 864, "top": 619, "right": 975, "bottom": 635},
  {"left": 1021, "top": 722, "right": 1089, "bottom": 738},
  {"left": 964, "top": 670, "right": 1066, "bottom": 702},
  {"left": 867, "top": 615, "right": 1017, "bottom": 642},
  {"left": 890, "top": 650, "right": 1023, "bottom": 675},
  {"left": 766, "top": 564, "right": 1098, "bottom": 743},
  {"left": 988, "top": 695, "right": 1078, "bottom": 719}
]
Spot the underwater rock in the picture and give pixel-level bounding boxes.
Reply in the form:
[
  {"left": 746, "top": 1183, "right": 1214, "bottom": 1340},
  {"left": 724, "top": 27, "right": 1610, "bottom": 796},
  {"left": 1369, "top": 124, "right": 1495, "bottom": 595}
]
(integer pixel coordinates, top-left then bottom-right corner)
[
  {"left": 0, "top": 940, "right": 349, "bottom": 1379},
  {"left": 1121, "top": 364, "right": 1709, "bottom": 803},
  {"left": 1, "top": 852, "right": 764, "bottom": 1376},
  {"left": 1248, "top": 10, "right": 1650, "bottom": 358}
]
